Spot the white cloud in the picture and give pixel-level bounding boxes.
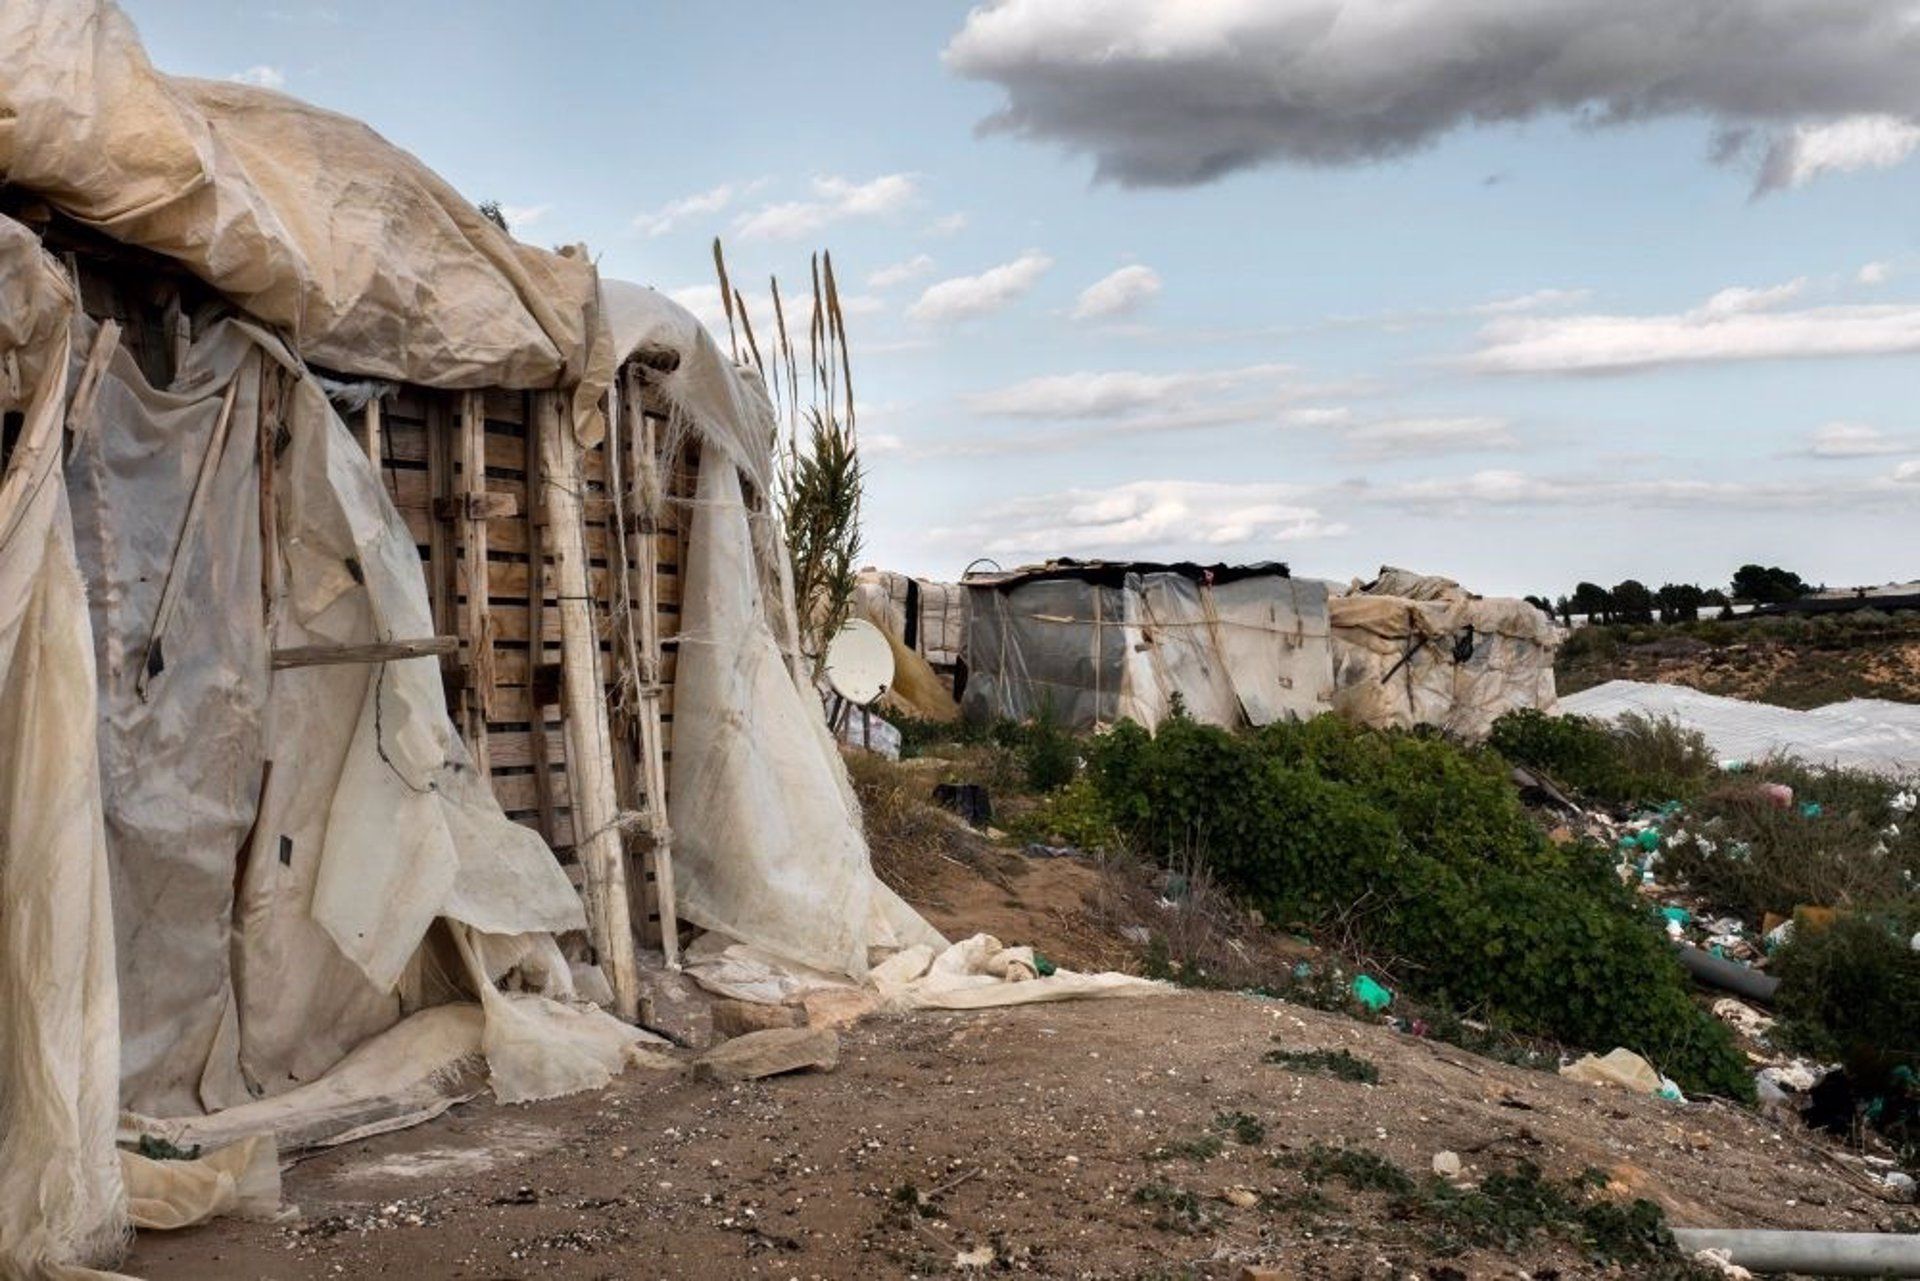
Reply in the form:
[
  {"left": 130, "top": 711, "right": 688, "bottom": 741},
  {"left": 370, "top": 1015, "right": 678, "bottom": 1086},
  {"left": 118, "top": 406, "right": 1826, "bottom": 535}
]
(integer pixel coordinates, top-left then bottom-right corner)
[
  {"left": 863, "top": 431, "right": 907, "bottom": 457},
  {"left": 1858, "top": 261, "right": 1892, "bottom": 286},
  {"left": 735, "top": 174, "right": 917, "bottom": 241},
  {"left": 1070, "top": 264, "right": 1163, "bottom": 322},
  {"left": 1895, "top": 460, "right": 1920, "bottom": 483},
  {"left": 967, "top": 364, "right": 1289, "bottom": 419},
  {"left": 1808, "top": 421, "right": 1912, "bottom": 458},
  {"left": 868, "top": 254, "right": 936, "bottom": 289},
  {"left": 944, "top": 480, "right": 1346, "bottom": 559},
  {"left": 1342, "top": 416, "right": 1516, "bottom": 459},
  {"left": 924, "top": 212, "right": 969, "bottom": 238},
  {"left": 907, "top": 252, "right": 1053, "bottom": 322},
  {"left": 1467, "top": 279, "right": 1920, "bottom": 374},
  {"left": 229, "top": 65, "right": 285, "bottom": 89},
  {"left": 499, "top": 202, "right": 552, "bottom": 230},
  {"left": 1755, "top": 115, "right": 1920, "bottom": 193},
  {"left": 946, "top": 1, "right": 1920, "bottom": 193},
  {"left": 632, "top": 182, "right": 755, "bottom": 238},
  {"left": 1467, "top": 288, "right": 1593, "bottom": 316},
  {"left": 1376, "top": 467, "right": 1916, "bottom": 513}
]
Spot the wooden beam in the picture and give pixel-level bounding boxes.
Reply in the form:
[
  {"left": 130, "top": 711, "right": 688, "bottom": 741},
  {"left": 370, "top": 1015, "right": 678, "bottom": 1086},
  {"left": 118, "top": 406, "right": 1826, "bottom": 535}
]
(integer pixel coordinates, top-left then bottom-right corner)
[
  {"left": 433, "top": 491, "right": 519, "bottom": 522},
  {"left": 537, "top": 389, "right": 641, "bottom": 1020},
  {"left": 137, "top": 357, "right": 246, "bottom": 702},
  {"left": 623, "top": 368, "right": 679, "bottom": 966},
  {"left": 630, "top": 343, "right": 681, "bottom": 375},
  {"left": 257, "top": 363, "right": 281, "bottom": 623},
  {"left": 272, "top": 637, "right": 459, "bottom": 669},
  {"left": 63, "top": 319, "right": 121, "bottom": 448},
  {"left": 361, "top": 396, "right": 383, "bottom": 460},
  {"left": 457, "top": 390, "right": 496, "bottom": 775},
  {"left": 522, "top": 392, "right": 559, "bottom": 849},
  {"left": 425, "top": 393, "right": 455, "bottom": 653}
]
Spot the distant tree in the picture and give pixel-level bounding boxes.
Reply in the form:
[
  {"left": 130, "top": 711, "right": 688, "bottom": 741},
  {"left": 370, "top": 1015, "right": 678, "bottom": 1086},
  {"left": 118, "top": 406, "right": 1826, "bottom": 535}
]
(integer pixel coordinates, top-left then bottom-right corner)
[
  {"left": 1655, "top": 582, "right": 1705, "bottom": 623},
  {"left": 1554, "top": 595, "right": 1573, "bottom": 627},
  {"left": 1524, "top": 594, "right": 1555, "bottom": 617},
  {"left": 1610, "top": 579, "right": 1656, "bottom": 624},
  {"left": 1571, "top": 581, "right": 1613, "bottom": 623},
  {"left": 1701, "top": 588, "right": 1729, "bottom": 607},
  {"left": 1730, "top": 564, "right": 1808, "bottom": 605},
  {"left": 477, "top": 200, "right": 510, "bottom": 233}
]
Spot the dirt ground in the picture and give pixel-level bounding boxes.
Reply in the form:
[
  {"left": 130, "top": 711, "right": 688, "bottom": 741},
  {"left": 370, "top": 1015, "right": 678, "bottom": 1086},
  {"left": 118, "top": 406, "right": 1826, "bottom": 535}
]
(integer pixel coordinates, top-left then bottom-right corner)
[
  {"left": 126, "top": 846, "right": 1909, "bottom": 1280},
  {"left": 1558, "top": 631, "right": 1920, "bottom": 708},
  {"left": 128, "top": 988, "right": 1902, "bottom": 1280}
]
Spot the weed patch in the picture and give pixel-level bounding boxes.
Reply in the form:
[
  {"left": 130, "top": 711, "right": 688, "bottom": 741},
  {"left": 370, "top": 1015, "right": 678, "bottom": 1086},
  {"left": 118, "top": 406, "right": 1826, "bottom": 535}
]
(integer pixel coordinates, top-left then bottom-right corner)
[{"left": 1263, "top": 1047, "right": 1380, "bottom": 1084}]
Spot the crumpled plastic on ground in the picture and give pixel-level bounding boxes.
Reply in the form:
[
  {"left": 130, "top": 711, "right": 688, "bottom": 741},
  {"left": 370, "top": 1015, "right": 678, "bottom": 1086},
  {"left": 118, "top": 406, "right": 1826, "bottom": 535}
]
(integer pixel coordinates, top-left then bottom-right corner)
[
  {"left": 121, "top": 1135, "right": 281, "bottom": 1232},
  {"left": 682, "top": 931, "right": 1160, "bottom": 1015},
  {"left": 1560, "top": 1047, "right": 1686, "bottom": 1102}
]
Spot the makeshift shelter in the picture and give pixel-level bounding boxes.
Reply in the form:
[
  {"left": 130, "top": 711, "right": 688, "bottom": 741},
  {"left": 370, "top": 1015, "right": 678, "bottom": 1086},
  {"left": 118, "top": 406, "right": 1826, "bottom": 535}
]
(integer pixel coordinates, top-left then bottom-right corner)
[
  {"left": 851, "top": 568, "right": 966, "bottom": 722},
  {"left": 961, "top": 560, "right": 1335, "bottom": 731},
  {"left": 1328, "top": 567, "right": 1562, "bottom": 740},
  {"left": 0, "top": 3, "right": 949, "bottom": 1272}
]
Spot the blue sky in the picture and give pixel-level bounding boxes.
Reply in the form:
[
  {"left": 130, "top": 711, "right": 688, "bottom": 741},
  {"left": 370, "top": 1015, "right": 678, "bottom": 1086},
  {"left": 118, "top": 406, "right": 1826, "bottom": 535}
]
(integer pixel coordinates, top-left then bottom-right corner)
[{"left": 123, "top": 1, "right": 1919, "bottom": 598}]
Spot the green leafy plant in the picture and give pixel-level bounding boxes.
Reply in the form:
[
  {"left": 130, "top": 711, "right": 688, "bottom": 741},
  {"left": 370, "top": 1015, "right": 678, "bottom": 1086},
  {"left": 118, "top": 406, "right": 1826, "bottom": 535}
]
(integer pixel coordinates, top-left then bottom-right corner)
[
  {"left": 1089, "top": 712, "right": 1752, "bottom": 1098},
  {"left": 1263, "top": 1046, "right": 1381, "bottom": 1083},
  {"left": 1490, "top": 709, "right": 1715, "bottom": 807}
]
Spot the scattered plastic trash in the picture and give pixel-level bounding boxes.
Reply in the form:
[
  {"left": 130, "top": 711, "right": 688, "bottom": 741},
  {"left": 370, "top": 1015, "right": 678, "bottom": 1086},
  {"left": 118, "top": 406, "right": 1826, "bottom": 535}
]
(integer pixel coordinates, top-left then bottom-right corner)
[
  {"left": 1661, "top": 906, "right": 1692, "bottom": 927},
  {"left": 1710, "top": 998, "right": 1774, "bottom": 1042},
  {"left": 1757, "top": 782, "right": 1795, "bottom": 809},
  {"left": 1635, "top": 828, "right": 1662, "bottom": 853},
  {"left": 1884, "top": 1170, "right": 1916, "bottom": 1197},
  {"left": 1764, "top": 920, "right": 1794, "bottom": 951},
  {"left": 1119, "top": 925, "right": 1152, "bottom": 946},
  {"left": 1022, "top": 842, "right": 1079, "bottom": 859},
  {"left": 1798, "top": 801, "right": 1823, "bottom": 819},
  {"left": 1291, "top": 960, "right": 1314, "bottom": 980},
  {"left": 1432, "top": 1150, "right": 1462, "bottom": 1178},
  {"left": 1892, "top": 789, "right": 1916, "bottom": 816},
  {"left": 1560, "top": 1047, "right": 1686, "bottom": 1102},
  {"left": 1351, "top": 974, "right": 1393, "bottom": 1013}
]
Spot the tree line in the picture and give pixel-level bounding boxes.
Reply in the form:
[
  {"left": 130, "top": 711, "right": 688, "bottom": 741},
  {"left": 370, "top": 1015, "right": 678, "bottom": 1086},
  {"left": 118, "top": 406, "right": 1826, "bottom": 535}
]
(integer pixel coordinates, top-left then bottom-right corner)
[{"left": 1523, "top": 564, "right": 1809, "bottom": 626}]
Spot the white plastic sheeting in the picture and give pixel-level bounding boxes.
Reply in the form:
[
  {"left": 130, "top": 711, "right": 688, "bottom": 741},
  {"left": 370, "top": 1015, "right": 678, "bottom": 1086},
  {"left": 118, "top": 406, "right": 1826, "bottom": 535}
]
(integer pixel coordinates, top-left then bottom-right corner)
[
  {"left": 0, "top": 0, "right": 614, "bottom": 436},
  {"left": 1328, "top": 569, "right": 1562, "bottom": 740},
  {"left": 0, "top": 216, "right": 129, "bottom": 1278},
  {"left": 853, "top": 570, "right": 969, "bottom": 668},
  {"left": 1559, "top": 681, "right": 1920, "bottom": 778},
  {"left": 963, "top": 564, "right": 1334, "bottom": 732}
]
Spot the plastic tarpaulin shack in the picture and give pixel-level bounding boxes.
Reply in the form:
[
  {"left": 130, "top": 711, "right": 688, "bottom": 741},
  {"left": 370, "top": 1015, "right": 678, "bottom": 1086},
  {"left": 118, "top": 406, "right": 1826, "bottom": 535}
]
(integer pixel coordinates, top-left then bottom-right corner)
[
  {"left": 962, "top": 561, "right": 1334, "bottom": 732},
  {"left": 0, "top": 0, "right": 613, "bottom": 439},
  {"left": 0, "top": 212, "right": 129, "bottom": 1280},
  {"left": 854, "top": 569, "right": 969, "bottom": 668},
  {"left": 1328, "top": 567, "right": 1562, "bottom": 740}
]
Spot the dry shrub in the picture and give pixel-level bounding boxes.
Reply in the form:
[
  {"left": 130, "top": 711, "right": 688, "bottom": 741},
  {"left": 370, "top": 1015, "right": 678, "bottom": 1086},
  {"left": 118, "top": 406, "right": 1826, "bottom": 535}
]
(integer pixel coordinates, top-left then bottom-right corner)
[{"left": 842, "top": 749, "right": 988, "bottom": 897}]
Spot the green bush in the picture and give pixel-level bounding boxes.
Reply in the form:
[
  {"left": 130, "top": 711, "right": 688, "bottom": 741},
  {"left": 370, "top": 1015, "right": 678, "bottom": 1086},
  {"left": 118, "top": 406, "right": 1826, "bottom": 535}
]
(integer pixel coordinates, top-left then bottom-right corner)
[
  {"left": 1663, "top": 768, "right": 1918, "bottom": 921},
  {"left": 1489, "top": 709, "right": 1715, "bottom": 807},
  {"left": 1088, "top": 713, "right": 1752, "bottom": 1098},
  {"left": 1773, "top": 904, "right": 1920, "bottom": 1083}
]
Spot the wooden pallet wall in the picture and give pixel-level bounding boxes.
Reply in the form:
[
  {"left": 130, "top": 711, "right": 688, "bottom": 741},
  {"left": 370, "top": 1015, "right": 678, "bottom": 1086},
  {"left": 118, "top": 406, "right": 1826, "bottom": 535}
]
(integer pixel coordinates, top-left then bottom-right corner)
[{"left": 376, "top": 374, "right": 690, "bottom": 950}]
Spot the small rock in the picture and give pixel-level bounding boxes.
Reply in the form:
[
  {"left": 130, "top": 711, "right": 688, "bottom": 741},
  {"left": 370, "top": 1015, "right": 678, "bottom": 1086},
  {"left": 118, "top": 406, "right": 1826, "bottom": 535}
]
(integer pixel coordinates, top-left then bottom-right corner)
[
  {"left": 1432, "top": 1151, "right": 1462, "bottom": 1178},
  {"left": 1220, "top": 1186, "right": 1259, "bottom": 1208},
  {"left": 692, "top": 1026, "right": 840, "bottom": 1083},
  {"left": 710, "top": 998, "right": 804, "bottom": 1039}
]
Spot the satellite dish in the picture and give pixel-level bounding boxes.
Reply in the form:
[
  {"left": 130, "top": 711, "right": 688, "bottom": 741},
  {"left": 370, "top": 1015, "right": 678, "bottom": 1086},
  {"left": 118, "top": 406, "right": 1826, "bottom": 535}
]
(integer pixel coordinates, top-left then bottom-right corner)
[{"left": 824, "top": 617, "right": 894, "bottom": 706}]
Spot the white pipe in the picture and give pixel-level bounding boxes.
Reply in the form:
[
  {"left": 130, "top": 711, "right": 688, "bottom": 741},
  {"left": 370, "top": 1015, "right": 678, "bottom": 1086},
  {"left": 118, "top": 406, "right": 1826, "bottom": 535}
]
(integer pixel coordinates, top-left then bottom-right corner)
[{"left": 1672, "top": 1228, "right": 1920, "bottom": 1275}]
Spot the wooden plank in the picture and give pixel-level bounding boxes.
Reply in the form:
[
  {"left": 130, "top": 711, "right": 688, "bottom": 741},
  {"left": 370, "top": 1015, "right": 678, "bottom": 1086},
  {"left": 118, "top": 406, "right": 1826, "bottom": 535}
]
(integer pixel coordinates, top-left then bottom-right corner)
[
  {"left": 361, "top": 397, "right": 382, "bottom": 460},
  {"left": 522, "top": 394, "right": 559, "bottom": 847},
  {"left": 458, "top": 390, "right": 496, "bottom": 768},
  {"left": 425, "top": 393, "right": 455, "bottom": 647},
  {"left": 257, "top": 361, "right": 281, "bottom": 623},
  {"left": 272, "top": 637, "right": 457, "bottom": 669},
  {"left": 537, "top": 389, "right": 640, "bottom": 1018},
  {"left": 489, "top": 770, "right": 573, "bottom": 813},
  {"left": 622, "top": 365, "right": 678, "bottom": 963}
]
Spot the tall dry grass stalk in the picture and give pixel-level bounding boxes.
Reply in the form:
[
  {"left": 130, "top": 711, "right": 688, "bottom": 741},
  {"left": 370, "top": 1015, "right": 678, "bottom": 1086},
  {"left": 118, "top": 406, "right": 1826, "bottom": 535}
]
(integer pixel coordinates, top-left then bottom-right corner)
[{"left": 711, "top": 237, "right": 864, "bottom": 670}]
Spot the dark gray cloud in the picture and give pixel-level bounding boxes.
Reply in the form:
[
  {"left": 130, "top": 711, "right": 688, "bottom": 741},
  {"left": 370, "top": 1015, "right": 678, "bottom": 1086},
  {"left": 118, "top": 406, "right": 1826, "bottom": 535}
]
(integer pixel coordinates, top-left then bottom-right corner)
[{"left": 944, "top": 1, "right": 1920, "bottom": 191}]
